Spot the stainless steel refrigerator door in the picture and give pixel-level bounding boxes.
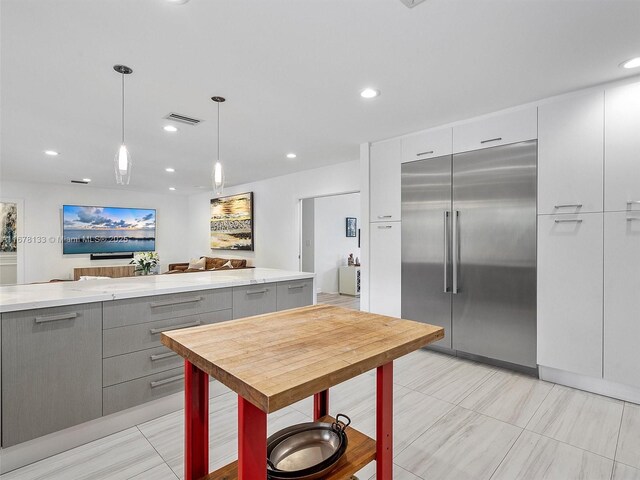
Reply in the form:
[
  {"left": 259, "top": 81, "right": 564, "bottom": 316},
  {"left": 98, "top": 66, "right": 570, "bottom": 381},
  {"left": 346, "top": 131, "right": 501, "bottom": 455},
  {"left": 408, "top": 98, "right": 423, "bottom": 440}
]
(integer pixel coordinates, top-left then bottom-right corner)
[
  {"left": 452, "top": 141, "right": 537, "bottom": 368},
  {"left": 401, "top": 155, "right": 452, "bottom": 348}
]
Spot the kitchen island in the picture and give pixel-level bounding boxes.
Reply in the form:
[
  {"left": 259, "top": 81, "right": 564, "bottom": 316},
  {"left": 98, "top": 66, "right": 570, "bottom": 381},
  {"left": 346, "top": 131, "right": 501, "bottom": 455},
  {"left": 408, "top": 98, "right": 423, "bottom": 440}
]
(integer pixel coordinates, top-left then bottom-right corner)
[{"left": 0, "top": 268, "right": 315, "bottom": 473}]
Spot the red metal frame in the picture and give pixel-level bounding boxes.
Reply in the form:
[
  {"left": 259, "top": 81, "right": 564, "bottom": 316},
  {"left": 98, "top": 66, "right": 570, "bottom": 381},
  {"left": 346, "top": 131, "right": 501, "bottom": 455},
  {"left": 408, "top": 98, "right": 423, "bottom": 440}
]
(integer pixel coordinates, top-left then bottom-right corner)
[
  {"left": 313, "top": 389, "right": 329, "bottom": 420},
  {"left": 238, "top": 396, "right": 267, "bottom": 479},
  {"left": 184, "top": 360, "right": 209, "bottom": 480},
  {"left": 376, "top": 362, "right": 393, "bottom": 480}
]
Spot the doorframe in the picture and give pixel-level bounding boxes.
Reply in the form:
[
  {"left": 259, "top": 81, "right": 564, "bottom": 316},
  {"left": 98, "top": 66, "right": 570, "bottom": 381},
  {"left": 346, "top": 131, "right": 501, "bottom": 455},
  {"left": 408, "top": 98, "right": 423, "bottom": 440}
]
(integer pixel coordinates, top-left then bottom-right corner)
[
  {"left": 0, "top": 197, "right": 25, "bottom": 284},
  {"left": 297, "top": 190, "right": 360, "bottom": 273}
]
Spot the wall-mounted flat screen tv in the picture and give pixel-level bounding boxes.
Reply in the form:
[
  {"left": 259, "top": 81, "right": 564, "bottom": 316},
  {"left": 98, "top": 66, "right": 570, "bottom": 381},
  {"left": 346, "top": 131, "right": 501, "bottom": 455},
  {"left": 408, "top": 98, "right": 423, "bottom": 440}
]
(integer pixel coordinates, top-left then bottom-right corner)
[{"left": 62, "top": 205, "right": 156, "bottom": 254}]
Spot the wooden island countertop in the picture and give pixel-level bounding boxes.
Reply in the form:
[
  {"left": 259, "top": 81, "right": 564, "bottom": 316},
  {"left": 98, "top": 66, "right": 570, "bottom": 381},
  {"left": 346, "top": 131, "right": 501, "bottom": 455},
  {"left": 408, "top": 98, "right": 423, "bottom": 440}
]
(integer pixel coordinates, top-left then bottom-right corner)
[{"left": 161, "top": 304, "right": 444, "bottom": 413}]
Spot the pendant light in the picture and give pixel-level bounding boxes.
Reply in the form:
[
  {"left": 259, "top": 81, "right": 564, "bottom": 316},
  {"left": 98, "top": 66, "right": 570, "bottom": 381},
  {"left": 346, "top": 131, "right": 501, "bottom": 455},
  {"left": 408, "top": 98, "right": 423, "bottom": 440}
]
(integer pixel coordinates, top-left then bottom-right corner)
[
  {"left": 113, "top": 65, "right": 133, "bottom": 185},
  {"left": 211, "top": 96, "right": 226, "bottom": 195}
]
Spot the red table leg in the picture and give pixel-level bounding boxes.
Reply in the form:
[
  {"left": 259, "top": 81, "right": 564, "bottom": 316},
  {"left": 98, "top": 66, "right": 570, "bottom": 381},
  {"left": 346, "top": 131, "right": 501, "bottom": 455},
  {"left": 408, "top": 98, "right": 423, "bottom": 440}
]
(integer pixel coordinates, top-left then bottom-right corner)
[
  {"left": 184, "top": 360, "right": 209, "bottom": 480},
  {"left": 313, "top": 389, "right": 329, "bottom": 420},
  {"left": 376, "top": 361, "right": 393, "bottom": 480},
  {"left": 238, "top": 396, "right": 267, "bottom": 479}
]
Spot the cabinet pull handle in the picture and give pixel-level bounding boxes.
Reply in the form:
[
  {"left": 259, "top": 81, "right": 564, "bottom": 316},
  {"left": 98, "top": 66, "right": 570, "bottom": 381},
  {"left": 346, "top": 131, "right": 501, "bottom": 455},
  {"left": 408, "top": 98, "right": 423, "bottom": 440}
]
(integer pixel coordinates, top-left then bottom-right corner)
[
  {"left": 480, "top": 137, "right": 502, "bottom": 144},
  {"left": 150, "top": 374, "right": 184, "bottom": 388},
  {"left": 377, "top": 215, "right": 393, "bottom": 219},
  {"left": 627, "top": 201, "right": 640, "bottom": 205},
  {"left": 288, "top": 284, "right": 305, "bottom": 290},
  {"left": 554, "top": 204, "right": 583, "bottom": 209},
  {"left": 377, "top": 225, "right": 393, "bottom": 229},
  {"left": 150, "top": 320, "right": 201, "bottom": 334},
  {"left": 149, "top": 296, "right": 203, "bottom": 308},
  {"left": 627, "top": 217, "right": 640, "bottom": 222},
  {"left": 35, "top": 312, "right": 78, "bottom": 323},
  {"left": 417, "top": 150, "right": 434, "bottom": 156},
  {"left": 554, "top": 219, "right": 583, "bottom": 223},
  {"left": 246, "top": 289, "right": 268, "bottom": 295},
  {"left": 150, "top": 351, "right": 179, "bottom": 361}
]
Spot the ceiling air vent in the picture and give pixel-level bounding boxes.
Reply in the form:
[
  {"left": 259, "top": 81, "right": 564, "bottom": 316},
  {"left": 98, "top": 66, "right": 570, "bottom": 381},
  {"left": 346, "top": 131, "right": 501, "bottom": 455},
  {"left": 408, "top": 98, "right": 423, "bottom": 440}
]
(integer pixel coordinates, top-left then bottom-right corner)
[
  {"left": 163, "top": 112, "right": 203, "bottom": 126},
  {"left": 399, "top": 0, "right": 428, "bottom": 8}
]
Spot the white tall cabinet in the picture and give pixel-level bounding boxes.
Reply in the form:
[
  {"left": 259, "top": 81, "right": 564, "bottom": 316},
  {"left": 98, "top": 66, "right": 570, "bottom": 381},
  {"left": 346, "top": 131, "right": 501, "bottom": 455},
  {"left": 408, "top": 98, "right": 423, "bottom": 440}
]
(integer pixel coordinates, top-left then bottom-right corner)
[{"left": 369, "top": 139, "right": 401, "bottom": 223}]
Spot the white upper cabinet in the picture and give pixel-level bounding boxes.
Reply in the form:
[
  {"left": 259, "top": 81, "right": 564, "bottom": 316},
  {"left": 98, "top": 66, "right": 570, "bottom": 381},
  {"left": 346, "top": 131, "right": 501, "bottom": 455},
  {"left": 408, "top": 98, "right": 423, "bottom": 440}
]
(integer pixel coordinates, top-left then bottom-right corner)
[
  {"left": 369, "top": 222, "right": 401, "bottom": 317},
  {"left": 452, "top": 107, "right": 537, "bottom": 154},
  {"left": 538, "top": 91, "right": 604, "bottom": 215},
  {"left": 537, "top": 213, "right": 604, "bottom": 378},
  {"left": 604, "top": 211, "right": 640, "bottom": 388},
  {"left": 605, "top": 82, "right": 640, "bottom": 212},
  {"left": 401, "top": 127, "right": 452, "bottom": 163},
  {"left": 370, "top": 139, "right": 402, "bottom": 222}
]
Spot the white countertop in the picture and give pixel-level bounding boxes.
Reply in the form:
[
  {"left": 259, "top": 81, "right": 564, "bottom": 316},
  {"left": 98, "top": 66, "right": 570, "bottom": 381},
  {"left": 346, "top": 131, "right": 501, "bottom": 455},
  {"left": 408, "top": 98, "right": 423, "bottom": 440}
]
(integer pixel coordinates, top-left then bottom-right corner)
[{"left": 0, "top": 268, "right": 315, "bottom": 313}]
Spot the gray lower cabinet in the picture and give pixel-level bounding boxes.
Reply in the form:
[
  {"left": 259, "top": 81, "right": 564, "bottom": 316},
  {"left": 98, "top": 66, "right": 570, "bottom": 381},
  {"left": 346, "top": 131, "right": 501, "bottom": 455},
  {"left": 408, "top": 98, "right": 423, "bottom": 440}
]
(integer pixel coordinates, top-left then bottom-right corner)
[
  {"left": 103, "top": 345, "right": 182, "bottom": 387},
  {"left": 276, "top": 279, "right": 314, "bottom": 311},
  {"left": 232, "top": 284, "right": 277, "bottom": 319},
  {"left": 1, "top": 303, "right": 103, "bottom": 447},
  {"left": 103, "top": 367, "right": 184, "bottom": 415}
]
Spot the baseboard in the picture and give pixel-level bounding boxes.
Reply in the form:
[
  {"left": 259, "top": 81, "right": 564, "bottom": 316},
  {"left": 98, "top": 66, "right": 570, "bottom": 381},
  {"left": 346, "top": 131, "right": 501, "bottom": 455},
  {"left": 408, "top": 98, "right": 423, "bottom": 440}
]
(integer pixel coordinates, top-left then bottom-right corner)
[
  {"left": 0, "top": 391, "right": 184, "bottom": 474},
  {"left": 539, "top": 365, "right": 640, "bottom": 404}
]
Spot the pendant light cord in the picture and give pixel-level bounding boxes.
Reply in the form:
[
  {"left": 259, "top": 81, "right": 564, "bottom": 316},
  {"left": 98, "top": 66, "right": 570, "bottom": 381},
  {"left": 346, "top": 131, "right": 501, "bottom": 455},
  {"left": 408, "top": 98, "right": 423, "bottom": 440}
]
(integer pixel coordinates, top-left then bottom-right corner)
[
  {"left": 217, "top": 101, "right": 220, "bottom": 161},
  {"left": 121, "top": 73, "right": 125, "bottom": 144}
]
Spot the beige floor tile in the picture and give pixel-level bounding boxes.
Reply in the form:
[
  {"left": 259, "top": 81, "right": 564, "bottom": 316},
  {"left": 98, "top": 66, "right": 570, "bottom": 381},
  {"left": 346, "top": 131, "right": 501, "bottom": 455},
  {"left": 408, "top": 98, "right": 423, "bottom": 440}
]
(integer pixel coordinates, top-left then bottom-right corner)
[
  {"left": 0, "top": 428, "right": 164, "bottom": 480},
  {"left": 357, "top": 462, "right": 422, "bottom": 479},
  {"left": 527, "top": 384, "right": 624, "bottom": 458},
  {"left": 613, "top": 462, "right": 640, "bottom": 480},
  {"left": 616, "top": 402, "right": 640, "bottom": 469},
  {"left": 405, "top": 356, "right": 496, "bottom": 404},
  {"left": 491, "top": 430, "right": 613, "bottom": 480},
  {"left": 129, "top": 462, "right": 179, "bottom": 480},
  {"left": 393, "top": 348, "right": 456, "bottom": 388},
  {"left": 394, "top": 406, "right": 521, "bottom": 480},
  {"left": 459, "top": 369, "right": 553, "bottom": 427}
]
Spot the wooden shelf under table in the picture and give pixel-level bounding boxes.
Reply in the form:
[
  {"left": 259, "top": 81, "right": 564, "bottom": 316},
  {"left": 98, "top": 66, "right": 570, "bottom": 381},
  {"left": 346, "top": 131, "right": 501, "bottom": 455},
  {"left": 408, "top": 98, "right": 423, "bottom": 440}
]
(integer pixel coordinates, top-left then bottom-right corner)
[{"left": 204, "top": 415, "right": 376, "bottom": 480}]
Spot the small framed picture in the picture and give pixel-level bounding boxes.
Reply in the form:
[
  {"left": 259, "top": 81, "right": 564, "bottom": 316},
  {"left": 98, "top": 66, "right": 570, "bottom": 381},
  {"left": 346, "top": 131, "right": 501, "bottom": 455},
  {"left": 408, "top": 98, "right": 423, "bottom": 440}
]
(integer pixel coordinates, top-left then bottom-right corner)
[{"left": 346, "top": 217, "right": 357, "bottom": 237}]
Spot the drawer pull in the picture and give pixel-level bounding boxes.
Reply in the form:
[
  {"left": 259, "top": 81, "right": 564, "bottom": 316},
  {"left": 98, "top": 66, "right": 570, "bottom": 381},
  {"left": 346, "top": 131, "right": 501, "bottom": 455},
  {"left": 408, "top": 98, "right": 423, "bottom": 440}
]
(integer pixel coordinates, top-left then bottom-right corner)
[
  {"left": 377, "top": 215, "right": 392, "bottom": 219},
  {"left": 627, "top": 201, "right": 640, "bottom": 205},
  {"left": 480, "top": 137, "right": 502, "bottom": 144},
  {"left": 627, "top": 217, "right": 640, "bottom": 222},
  {"left": 150, "top": 321, "right": 201, "bottom": 334},
  {"left": 288, "top": 284, "right": 305, "bottom": 290},
  {"left": 150, "top": 374, "right": 184, "bottom": 388},
  {"left": 246, "top": 289, "right": 268, "bottom": 295},
  {"left": 35, "top": 312, "right": 78, "bottom": 324},
  {"left": 149, "top": 296, "right": 203, "bottom": 308},
  {"left": 377, "top": 225, "right": 393, "bottom": 229},
  {"left": 555, "top": 219, "right": 583, "bottom": 224},
  {"left": 150, "top": 351, "right": 179, "bottom": 361},
  {"left": 416, "top": 150, "right": 434, "bottom": 156},
  {"left": 554, "top": 204, "right": 583, "bottom": 209}
]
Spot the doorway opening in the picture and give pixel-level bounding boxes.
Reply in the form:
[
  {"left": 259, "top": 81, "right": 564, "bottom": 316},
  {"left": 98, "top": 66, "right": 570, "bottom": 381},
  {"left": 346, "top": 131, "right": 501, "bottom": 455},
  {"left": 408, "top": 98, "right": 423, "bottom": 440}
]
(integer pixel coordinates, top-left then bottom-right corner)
[{"left": 299, "top": 192, "right": 360, "bottom": 310}]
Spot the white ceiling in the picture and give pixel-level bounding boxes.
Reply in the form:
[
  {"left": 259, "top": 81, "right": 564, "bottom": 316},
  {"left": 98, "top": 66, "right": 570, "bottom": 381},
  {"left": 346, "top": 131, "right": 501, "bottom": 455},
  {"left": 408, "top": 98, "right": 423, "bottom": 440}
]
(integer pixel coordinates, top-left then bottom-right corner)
[{"left": 2, "top": 0, "right": 640, "bottom": 194}]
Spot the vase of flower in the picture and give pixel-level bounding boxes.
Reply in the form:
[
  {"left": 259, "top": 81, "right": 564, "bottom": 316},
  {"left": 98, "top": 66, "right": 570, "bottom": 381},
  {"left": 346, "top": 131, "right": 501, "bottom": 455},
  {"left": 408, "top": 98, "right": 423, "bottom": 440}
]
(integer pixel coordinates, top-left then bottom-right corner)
[{"left": 131, "top": 252, "right": 160, "bottom": 276}]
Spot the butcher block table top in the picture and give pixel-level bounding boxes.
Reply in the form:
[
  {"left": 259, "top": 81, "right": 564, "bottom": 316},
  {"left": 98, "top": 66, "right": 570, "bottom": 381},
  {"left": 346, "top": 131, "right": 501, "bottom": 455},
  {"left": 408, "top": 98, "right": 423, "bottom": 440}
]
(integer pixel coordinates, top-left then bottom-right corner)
[{"left": 161, "top": 304, "right": 444, "bottom": 413}]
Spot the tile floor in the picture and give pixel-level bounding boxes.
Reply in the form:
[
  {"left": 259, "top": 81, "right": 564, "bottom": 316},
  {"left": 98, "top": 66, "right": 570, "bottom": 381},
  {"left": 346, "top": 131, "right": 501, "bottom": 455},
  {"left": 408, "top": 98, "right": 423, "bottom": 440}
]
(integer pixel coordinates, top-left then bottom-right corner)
[
  {"left": 317, "top": 292, "right": 360, "bottom": 310},
  {"left": 2, "top": 349, "right": 639, "bottom": 480}
]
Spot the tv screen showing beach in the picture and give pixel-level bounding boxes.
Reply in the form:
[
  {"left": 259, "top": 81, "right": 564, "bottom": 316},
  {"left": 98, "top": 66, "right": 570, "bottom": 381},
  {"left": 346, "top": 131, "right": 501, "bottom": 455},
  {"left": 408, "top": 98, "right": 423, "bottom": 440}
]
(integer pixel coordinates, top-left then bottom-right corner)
[{"left": 62, "top": 205, "right": 156, "bottom": 254}]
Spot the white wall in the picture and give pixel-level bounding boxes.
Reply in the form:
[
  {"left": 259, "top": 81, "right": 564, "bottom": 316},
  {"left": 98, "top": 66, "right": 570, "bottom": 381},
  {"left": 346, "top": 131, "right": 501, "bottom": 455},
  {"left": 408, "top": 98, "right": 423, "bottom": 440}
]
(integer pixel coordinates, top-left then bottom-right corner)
[
  {"left": 0, "top": 181, "right": 189, "bottom": 283},
  {"left": 314, "top": 193, "right": 360, "bottom": 293},
  {"left": 186, "top": 160, "right": 360, "bottom": 272}
]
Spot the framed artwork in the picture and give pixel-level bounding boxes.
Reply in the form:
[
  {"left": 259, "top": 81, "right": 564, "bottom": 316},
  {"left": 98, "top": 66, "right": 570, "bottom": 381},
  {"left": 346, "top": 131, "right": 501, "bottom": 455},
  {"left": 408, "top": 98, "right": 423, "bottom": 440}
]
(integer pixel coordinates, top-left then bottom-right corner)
[
  {"left": 0, "top": 202, "right": 17, "bottom": 252},
  {"left": 210, "top": 192, "right": 254, "bottom": 250},
  {"left": 346, "top": 217, "right": 357, "bottom": 238}
]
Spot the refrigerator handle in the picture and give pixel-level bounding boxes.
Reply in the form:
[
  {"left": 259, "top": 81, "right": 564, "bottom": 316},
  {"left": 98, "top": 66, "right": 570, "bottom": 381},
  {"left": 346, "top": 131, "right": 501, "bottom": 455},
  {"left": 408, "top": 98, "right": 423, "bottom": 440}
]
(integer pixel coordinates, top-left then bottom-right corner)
[
  {"left": 452, "top": 210, "right": 459, "bottom": 294},
  {"left": 443, "top": 211, "right": 449, "bottom": 293}
]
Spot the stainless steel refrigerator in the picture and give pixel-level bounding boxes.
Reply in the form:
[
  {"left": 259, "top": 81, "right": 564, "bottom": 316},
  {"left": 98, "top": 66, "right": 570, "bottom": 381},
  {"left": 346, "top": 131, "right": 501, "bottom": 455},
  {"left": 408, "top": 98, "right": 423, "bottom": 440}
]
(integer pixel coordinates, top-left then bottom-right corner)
[{"left": 401, "top": 140, "right": 537, "bottom": 370}]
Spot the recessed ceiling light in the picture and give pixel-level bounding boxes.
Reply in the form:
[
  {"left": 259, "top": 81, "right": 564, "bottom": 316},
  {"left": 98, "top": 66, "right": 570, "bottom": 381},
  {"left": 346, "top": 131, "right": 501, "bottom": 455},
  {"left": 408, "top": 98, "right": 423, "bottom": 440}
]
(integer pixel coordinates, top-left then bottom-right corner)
[
  {"left": 163, "top": 125, "right": 178, "bottom": 132},
  {"left": 621, "top": 57, "right": 640, "bottom": 69},
  {"left": 82, "top": 178, "right": 92, "bottom": 183},
  {"left": 169, "top": 187, "right": 176, "bottom": 191},
  {"left": 165, "top": 167, "right": 175, "bottom": 172},
  {"left": 360, "top": 88, "right": 380, "bottom": 99},
  {"left": 44, "top": 150, "right": 59, "bottom": 156},
  {"left": 286, "top": 153, "right": 297, "bottom": 159}
]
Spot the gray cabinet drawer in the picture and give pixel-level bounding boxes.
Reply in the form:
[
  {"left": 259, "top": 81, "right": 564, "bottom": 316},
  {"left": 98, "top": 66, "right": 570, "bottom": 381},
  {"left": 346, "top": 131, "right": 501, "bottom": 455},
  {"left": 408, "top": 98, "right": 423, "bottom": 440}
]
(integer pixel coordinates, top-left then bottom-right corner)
[
  {"left": 103, "top": 288, "right": 232, "bottom": 329},
  {"left": 2, "top": 303, "right": 102, "bottom": 447},
  {"left": 103, "top": 367, "right": 184, "bottom": 415},
  {"left": 103, "top": 345, "right": 182, "bottom": 387},
  {"left": 103, "top": 309, "right": 232, "bottom": 358},
  {"left": 276, "top": 279, "right": 314, "bottom": 311},
  {"left": 232, "top": 283, "right": 277, "bottom": 319}
]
